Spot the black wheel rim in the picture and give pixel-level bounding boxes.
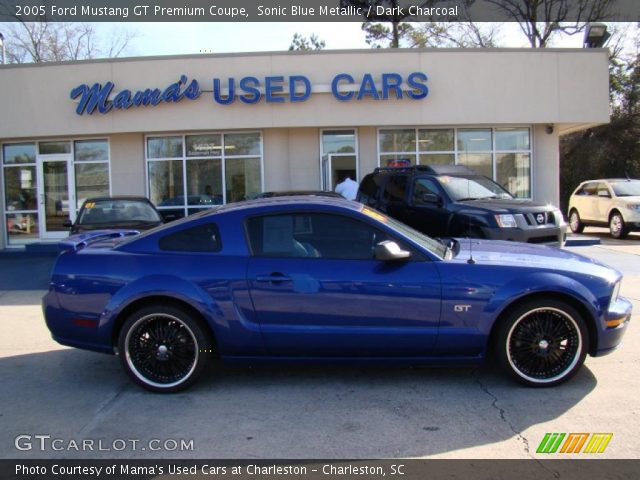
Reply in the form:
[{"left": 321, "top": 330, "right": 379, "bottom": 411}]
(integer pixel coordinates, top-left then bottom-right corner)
[
  {"left": 125, "top": 314, "right": 198, "bottom": 388},
  {"left": 507, "top": 307, "right": 581, "bottom": 383}
]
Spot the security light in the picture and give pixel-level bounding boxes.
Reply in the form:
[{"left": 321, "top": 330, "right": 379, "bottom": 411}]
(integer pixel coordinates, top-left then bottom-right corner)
[{"left": 583, "top": 23, "right": 610, "bottom": 48}]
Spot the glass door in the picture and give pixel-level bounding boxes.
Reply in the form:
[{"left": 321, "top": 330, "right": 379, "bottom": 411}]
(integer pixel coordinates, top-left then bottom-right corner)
[{"left": 37, "top": 157, "right": 74, "bottom": 239}]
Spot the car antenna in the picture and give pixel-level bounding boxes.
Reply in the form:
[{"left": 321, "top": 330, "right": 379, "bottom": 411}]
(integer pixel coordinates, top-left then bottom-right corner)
[
  {"left": 466, "top": 176, "right": 476, "bottom": 264},
  {"left": 625, "top": 171, "right": 631, "bottom": 181}
]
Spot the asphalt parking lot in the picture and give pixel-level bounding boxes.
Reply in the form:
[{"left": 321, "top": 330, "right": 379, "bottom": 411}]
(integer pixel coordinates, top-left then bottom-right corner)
[{"left": 0, "top": 228, "right": 638, "bottom": 460}]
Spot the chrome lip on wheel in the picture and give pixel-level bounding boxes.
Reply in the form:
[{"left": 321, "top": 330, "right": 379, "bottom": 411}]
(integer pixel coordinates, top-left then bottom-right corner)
[
  {"left": 570, "top": 213, "right": 580, "bottom": 232},
  {"left": 125, "top": 313, "right": 199, "bottom": 389},
  {"left": 506, "top": 307, "right": 582, "bottom": 384},
  {"left": 610, "top": 216, "right": 622, "bottom": 235}
]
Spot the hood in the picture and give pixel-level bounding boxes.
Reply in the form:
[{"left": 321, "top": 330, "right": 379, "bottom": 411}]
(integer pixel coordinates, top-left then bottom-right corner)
[
  {"left": 456, "top": 198, "right": 557, "bottom": 214},
  {"left": 450, "top": 238, "right": 620, "bottom": 282}
]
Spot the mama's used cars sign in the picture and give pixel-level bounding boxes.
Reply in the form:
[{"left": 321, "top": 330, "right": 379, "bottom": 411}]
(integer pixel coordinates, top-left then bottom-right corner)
[{"left": 69, "top": 72, "right": 429, "bottom": 115}]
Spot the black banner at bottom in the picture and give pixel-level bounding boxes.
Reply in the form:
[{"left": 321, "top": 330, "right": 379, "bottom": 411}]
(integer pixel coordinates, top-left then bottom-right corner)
[{"left": 2, "top": 460, "right": 639, "bottom": 480}]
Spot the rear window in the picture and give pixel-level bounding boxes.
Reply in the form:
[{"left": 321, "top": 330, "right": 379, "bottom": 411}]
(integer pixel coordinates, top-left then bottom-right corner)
[
  {"left": 78, "top": 199, "right": 161, "bottom": 224},
  {"left": 159, "top": 223, "right": 221, "bottom": 252}
]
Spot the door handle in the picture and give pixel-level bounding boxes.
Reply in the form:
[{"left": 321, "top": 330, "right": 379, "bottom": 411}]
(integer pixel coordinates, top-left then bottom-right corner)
[{"left": 255, "top": 273, "right": 292, "bottom": 283}]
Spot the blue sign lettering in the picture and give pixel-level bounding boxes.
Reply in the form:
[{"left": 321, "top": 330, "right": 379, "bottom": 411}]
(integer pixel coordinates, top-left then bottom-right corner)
[
  {"left": 71, "top": 75, "right": 200, "bottom": 115},
  {"left": 70, "top": 72, "right": 428, "bottom": 115}
]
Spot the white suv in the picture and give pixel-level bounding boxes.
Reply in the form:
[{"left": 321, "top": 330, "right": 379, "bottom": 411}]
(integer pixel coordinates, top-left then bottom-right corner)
[{"left": 568, "top": 179, "right": 640, "bottom": 239}]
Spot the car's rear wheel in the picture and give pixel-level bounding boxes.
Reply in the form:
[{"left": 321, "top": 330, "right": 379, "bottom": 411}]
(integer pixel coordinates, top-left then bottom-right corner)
[
  {"left": 495, "top": 299, "right": 588, "bottom": 387},
  {"left": 609, "top": 212, "right": 629, "bottom": 239},
  {"left": 118, "top": 305, "right": 212, "bottom": 393},
  {"left": 569, "top": 209, "right": 584, "bottom": 233}
]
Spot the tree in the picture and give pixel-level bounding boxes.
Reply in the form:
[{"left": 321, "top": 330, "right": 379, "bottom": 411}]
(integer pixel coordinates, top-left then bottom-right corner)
[
  {"left": 289, "top": 33, "right": 325, "bottom": 51},
  {"left": 559, "top": 26, "right": 640, "bottom": 211},
  {"left": 343, "top": 0, "right": 462, "bottom": 48},
  {"left": 407, "top": 22, "right": 501, "bottom": 48},
  {"left": 484, "top": 0, "right": 614, "bottom": 47},
  {"left": 2, "top": 22, "right": 136, "bottom": 63}
]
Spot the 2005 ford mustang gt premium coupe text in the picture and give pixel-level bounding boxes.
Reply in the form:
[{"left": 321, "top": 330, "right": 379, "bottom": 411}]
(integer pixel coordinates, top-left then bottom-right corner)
[{"left": 43, "top": 197, "right": 631, "bottom": 392}]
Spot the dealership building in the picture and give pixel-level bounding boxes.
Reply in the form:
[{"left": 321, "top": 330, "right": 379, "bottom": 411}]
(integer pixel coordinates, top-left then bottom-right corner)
[{"left": 0, "top": 48, "right": 609, "bottom": 249}]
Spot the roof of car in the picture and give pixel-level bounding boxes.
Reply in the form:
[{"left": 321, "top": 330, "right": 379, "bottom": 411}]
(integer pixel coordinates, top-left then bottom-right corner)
[
  {"left": 203, "top": 195, "right": 362, "bottom": 215},
  {"left": 581, "top": 178, "right": 640, "bottom": 184},
  {"left": 372, "top": 165, "right": 479, "bottom": 176},
  {"left": 83, "top": 196, "right": 153, "bottom": 203}
]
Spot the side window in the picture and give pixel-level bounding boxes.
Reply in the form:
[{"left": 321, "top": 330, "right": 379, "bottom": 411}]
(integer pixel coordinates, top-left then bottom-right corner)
[
  {"left": 382, "top": 175, "right": 408, "bottom": 203},
  {"left": 159, "top": 223, "right": 221, "bottom": 252},
  {"left": 246, "top": 213, "right": 391, "bottom": 260},
  {"left": 413, "top": 178, "right": 440, "bottom": 205},
  {"left": 582, "top": 183, "right": 598, "bottom": 196},
  {"left": 597, "top": 183, "right": 611, "bottom": 198},
  {"left": 357, "top": 174, "right": 385, "bottom": 206}
]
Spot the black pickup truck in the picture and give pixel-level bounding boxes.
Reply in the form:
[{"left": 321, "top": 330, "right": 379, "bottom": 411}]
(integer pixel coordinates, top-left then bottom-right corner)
[{"left": 357, "top": 165, "right": 567, "bottom": 247}]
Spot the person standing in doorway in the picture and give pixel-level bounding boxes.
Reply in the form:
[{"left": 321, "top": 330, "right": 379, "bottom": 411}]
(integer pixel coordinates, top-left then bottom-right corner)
[{"left": 335, "top": 175, "right": 359, "bottom": 200}]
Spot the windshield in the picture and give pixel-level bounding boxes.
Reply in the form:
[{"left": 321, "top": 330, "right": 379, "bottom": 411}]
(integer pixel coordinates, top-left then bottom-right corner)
[
  {"left": 78, "top": 199, "right": 162, "bottom": 225},
  {"left": 438, "top": 175, "right": 513, "bottom": 201},
  {"left": 611, "top": 181, "right": 640, "bottom": 197},
  {"left": 361, "top": 206, "right": 448, "bottom": 259}
]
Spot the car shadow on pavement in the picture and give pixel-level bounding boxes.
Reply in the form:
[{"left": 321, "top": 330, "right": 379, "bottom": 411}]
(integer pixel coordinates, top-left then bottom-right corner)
[
  {"left": 0, "top": 253, "right": 57, "bottom": 291},
  {"left": 0, "top": 348, "right": 596, "bottom": 459}
]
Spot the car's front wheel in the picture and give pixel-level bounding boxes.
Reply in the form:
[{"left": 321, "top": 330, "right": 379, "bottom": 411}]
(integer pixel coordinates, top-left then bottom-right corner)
[
  {"left": 495, "top": 299, "right": 588, "bottom": 387},
  {"left": 609, "top": 211, "right": 629, "bottom": 239},
  {"left": 569, "top": 209, "right": 584, "bottom": 233},
  {"left": 118, "top": 305, "right": 212, "bottom": 393}
]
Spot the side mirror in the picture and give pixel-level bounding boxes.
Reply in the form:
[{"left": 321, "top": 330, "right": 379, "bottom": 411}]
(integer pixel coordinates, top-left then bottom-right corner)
[
  {"left": 375, "top": 240, "right": 411, "bottom": 261},
  {"left": 62, "top": 219, "right": 73, "bottom": 228},
  {"left": 163, "top": 214, "right": 177, "bottom": 223},
  {"left": 421, "top": 193, "right": 441, "bottom": 205}
]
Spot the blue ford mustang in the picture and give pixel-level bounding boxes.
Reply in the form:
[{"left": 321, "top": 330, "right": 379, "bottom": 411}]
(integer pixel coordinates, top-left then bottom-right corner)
[{"left": 43, "top": 197, "right": 631, "bottom": 392}]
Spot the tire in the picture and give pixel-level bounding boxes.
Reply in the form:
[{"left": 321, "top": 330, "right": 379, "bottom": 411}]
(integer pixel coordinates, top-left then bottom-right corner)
[
  {"left": 118, "top": 305, "right": 213, "bottom": 393},
  {"left": 609, "top": 211, "right": 629, "bottom": 239},
  {"left": 495, "top": 299, "right": 588, "bottom": 387},
  {"left": 568, "top": 209, "right": 584, "bottom": 233}
]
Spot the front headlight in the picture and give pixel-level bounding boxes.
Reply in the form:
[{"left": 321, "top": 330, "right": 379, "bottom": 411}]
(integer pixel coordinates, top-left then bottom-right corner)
[
  {"left": 495, "top": 214, "right": 517, "bottom": 228},
  {"left": 625, "top": 204, "right": 640, "bottom": 212},
  {"left": 611, "top": 280, "right": 621, "bottom": 303}
]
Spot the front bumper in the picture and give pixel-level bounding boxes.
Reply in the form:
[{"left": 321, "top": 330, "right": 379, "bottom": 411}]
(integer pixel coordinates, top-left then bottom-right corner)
[
  {"left": 480, "top": 225, "right": 567, "bottom": 247},
  {"left": 593, "top": 296, "right": 632, "bottom": 357}
]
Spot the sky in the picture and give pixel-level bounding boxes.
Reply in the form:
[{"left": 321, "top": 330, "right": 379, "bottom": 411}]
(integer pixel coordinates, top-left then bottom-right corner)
[{"left": 107, "top": 22, "right": 592, "bottom": 58}]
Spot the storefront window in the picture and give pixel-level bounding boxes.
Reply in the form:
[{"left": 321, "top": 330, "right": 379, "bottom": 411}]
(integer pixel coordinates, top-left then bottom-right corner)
[
  {"left": 74, "top": 140, "right": 109, "bottom": 161},
  {"left": 495, "top": 128, "right": 530, "bottom": 151},
  {"left": 39, "top": 141, "right": 71, "bottom": 155},
  {"left": 418, "top": 129, "right": 454, "bottom": 152},
  {"left": 147, "top": 136, "right": 183, "bottom": 158},
  {"left": 74, "top": 139, "right": 110, "bottom": 208},
  {"left": 186, "top": 134, "right": 222, "bottom": 157},
  {"left": 3, "top": 166, "right": 37, "bottom": 211},
  {"left": 379, "top": 129, "right": 415, "bottom": 153},
  {"left": 148, "top": 160, "right": 184, "bottom": 207},
  {"left": 497, "top": 153, "right": 531, "bottom": 198},
  {"left": 322, "top": 130, "right": 356, "bottom": 154},
  {"left": 2, "top": 143, "right": 36, "bottom": 164},
  {"left": 226, "top": 157, "right": 261, "bottom": 203},
  {"left": 378, "top": 127, "right": 532, "bottom": 198},
  {"left": 75, "top": 163, "right": 109, "bottom": 206},
  {"left": 147, "top": 132, "right": 263, "bottom": 216},
  {"left": 186, "top": 159, "right": 223, "bottom": 205}
]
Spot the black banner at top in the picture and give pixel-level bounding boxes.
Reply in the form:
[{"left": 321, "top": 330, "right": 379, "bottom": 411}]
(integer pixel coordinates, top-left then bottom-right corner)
[{"left": 0, "top": 0, "right": 638, "bottom": 22}]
